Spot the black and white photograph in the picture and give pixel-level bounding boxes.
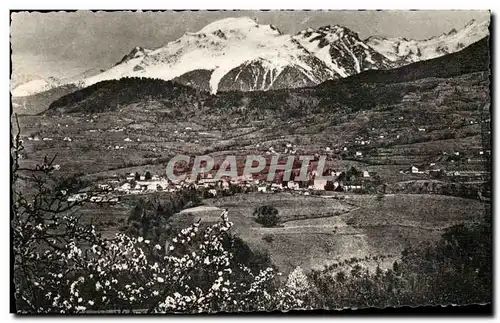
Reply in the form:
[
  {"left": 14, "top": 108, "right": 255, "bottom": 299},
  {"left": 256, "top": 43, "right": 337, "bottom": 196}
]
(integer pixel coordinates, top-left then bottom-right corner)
[{"left": 9, "top": 9, "right": 492, "bottom": 314}]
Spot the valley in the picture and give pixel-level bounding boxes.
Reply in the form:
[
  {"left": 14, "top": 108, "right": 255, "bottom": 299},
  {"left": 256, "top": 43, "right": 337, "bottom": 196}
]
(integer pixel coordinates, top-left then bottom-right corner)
[
  {"left": 13, "top": 58, "right": 491, "bottom": 276},
  {"left": 10, "top": 11, "right": 492, "bottom": 313}
]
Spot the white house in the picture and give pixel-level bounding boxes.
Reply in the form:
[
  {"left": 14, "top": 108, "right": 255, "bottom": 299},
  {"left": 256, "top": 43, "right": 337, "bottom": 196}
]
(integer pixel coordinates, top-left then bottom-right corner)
[
  {"left": 271, "top": 183, "right": 283, "bottom": 191},
  {"left": 98, "top": 184, "right": 111, "bottom": 190},
  {"left": 363, "top": 170, "right": 370, "bottom": 178},
  {"left": 411, "top": 166, "right": 419, "bottom": 174},
  {"left": 200, "top": 178, "right": 218, "bottom": 187},
  {"left": 119, "top": 183, "right": 132, "bottom": 191},
  {"left": 67, "top": 193, "right": 88, "bottom": 202},
  {"left": 257, "top": 185, "right": 267, "bottom": 193},
  {"left": 313, "top": 179, "right": 327, "bottom": 191},
  {"left": 344, "top": 185, "right": 362, "bottom": 192},
  {"left": 221, "top": 180, "right": 230, "bottom": 190},
  {"left": 287, "top": 181, "right": 300, "bottom": 190},
  {"left": 355, "top": 151, "right": 363, "bottom": 157}
]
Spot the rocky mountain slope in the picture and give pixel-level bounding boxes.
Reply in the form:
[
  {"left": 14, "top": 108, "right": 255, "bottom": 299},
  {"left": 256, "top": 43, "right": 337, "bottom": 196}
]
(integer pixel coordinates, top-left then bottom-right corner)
[{"left": 293, "top": 25, "right": 395, "bottom": 77}]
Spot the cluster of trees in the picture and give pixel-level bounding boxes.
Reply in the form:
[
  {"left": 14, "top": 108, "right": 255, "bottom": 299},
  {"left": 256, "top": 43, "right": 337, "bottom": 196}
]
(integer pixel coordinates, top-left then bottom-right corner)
[
  {"left": 49, "top": 77, "right": 204, "bottom": 115},
  {"left": 11, "top": 118, "right": 304, "bottom": 313},
  {"left": 12, "top": 166, "right": 304, "bottom": 313},
  {"left": 253, "top": 205, "right": 280, "bottom": 227},
  {"left": 303, "top": 218, "right": 491, "bottom": 309},
  {"left": 123, "top": 187, "right": 202, "bottom": 242}
]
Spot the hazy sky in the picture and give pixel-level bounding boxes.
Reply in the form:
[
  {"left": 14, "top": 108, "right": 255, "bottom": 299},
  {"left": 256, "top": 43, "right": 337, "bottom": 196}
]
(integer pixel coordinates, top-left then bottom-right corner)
[{"left": 11, "top": 10, "right": 490, "bottom": 79}]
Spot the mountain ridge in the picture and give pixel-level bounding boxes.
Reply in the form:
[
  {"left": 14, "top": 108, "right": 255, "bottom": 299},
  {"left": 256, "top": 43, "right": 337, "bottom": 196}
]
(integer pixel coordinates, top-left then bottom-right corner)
[{"left": 12, "top": 17, "right": 490, "bottom": 98}]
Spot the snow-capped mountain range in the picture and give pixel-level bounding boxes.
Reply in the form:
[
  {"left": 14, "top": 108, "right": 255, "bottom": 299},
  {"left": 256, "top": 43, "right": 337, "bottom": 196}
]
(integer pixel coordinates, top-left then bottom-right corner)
[
  {"left": 365, "top": 19, "right": 489, "bottom": 65},
  {"left": 11, "top": 77, "right": 64, "bottom": 97},
  {"left": 83, "top": 17, "right": 335, "bottom": 94},
  {"left": 11, "top": 17, "right": 489, "bottom": 97},
  {"left": 11, "top": 67, "right": 104, "bottom": 97}
]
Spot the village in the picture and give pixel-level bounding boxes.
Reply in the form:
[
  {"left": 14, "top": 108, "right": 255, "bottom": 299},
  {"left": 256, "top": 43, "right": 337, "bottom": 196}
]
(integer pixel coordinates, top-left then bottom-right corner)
[
  {"left": 66, "top": 163, "right": 380, "bottom": 204},
  {"left": 59, "top": 131, "right": 491, "bottom": 205},
  {"left": 27, "top": 116, "right": 489, "bottom": 206}
]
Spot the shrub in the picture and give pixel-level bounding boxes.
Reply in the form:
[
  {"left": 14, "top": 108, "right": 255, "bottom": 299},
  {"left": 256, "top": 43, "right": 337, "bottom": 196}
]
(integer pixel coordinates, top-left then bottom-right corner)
[{"left": 253, "top": 205, "right": 280, "bottom": 227}]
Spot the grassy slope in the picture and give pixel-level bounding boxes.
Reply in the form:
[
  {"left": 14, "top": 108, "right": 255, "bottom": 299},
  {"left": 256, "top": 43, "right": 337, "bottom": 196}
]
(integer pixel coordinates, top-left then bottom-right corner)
[{"left": 184, "top": 193, "right": 486, "bottom": 274}]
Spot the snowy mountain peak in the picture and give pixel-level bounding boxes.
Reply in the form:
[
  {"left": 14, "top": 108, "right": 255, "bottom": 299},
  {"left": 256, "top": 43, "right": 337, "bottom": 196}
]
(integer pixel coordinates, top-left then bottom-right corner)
[
  {"left": 83, "top": 16, "right": 335, "bottom": 94},
  {"left": 293, "top": 25, "right": 394, "bottom": 76},
  {"left": 198, "top": 17, "right": 259, "bottom": 34},
  {"left": 366, "top": 19, "right": 489, "bottom": 64}
]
